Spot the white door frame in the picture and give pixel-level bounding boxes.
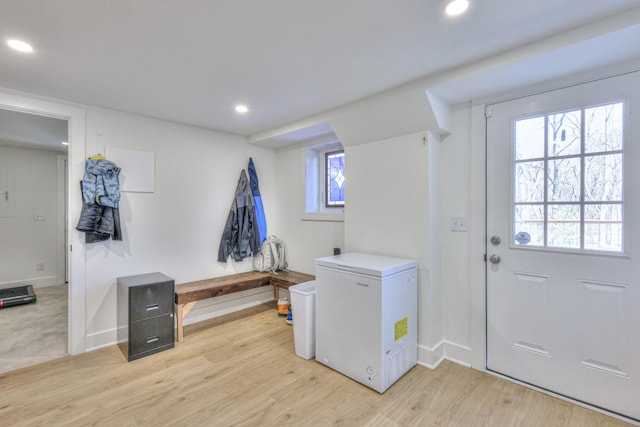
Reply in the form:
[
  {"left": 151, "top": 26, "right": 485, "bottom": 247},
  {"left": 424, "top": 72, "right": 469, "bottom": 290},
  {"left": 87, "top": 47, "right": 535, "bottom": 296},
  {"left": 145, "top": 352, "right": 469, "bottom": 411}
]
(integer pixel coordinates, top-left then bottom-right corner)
[
  {"left": 470, "top": 103, "right": 488, "bottom": 371},
  {"left": 56, "top": 155, "right": 67, "bottom": 286},
  {"left": 0, "top": 89, "right": 86, "bottom": 355}
]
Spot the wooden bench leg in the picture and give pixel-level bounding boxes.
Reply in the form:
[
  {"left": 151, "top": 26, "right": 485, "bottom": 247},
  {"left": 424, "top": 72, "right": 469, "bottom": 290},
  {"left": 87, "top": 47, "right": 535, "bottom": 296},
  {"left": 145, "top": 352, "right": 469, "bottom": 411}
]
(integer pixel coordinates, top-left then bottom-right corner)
[{"left": 175, "top": 302, "right": 196, "bottom": 343}]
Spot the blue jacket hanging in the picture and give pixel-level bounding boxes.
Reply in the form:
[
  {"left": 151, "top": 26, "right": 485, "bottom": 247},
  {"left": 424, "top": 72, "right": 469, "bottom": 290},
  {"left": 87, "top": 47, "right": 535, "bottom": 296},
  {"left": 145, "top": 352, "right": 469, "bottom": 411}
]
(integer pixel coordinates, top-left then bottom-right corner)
[
  {"left": 248, "top": 158, "right": 267, "bottom": 245},
  {"left": 81, "top": 159, "right": 121, "bottom": 208}
]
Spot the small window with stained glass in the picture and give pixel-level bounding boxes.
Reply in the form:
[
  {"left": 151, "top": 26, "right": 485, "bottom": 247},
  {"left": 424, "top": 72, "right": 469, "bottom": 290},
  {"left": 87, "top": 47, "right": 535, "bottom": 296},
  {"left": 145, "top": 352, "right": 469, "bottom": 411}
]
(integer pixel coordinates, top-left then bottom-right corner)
[{"left": 325, "top": 150, "right": 345, "bottom": 207}]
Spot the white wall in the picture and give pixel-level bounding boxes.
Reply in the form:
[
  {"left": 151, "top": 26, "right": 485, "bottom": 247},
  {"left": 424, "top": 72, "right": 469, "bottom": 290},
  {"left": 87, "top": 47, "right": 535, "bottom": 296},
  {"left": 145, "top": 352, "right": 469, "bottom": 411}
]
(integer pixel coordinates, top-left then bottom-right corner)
[
  {"left": 82, "top": 107, "right": 278, "bottom": 349},
  {"left": 344, "top": 132, "right": 444, "bottom": 367},
  {"left": 0, "top": 144, "right": 63, "bottom": 288},
  {"left": 272, "top": 145, "right": 345, "bottom": 274},
  {"left": 439, "top": 105, "right": 474, "bottom": 366}
]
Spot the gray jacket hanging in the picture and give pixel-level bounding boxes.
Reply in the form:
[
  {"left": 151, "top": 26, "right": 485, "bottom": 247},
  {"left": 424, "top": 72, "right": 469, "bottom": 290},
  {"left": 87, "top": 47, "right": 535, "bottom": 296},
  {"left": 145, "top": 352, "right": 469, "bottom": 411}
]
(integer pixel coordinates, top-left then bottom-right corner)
[{"left": 217, "top": 169, "right": 260, "bottom": 262}]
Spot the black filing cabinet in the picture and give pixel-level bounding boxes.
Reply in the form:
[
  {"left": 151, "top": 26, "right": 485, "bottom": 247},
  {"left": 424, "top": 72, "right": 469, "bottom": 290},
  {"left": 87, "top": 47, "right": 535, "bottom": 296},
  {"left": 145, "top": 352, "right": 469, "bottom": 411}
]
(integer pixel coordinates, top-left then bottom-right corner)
[{"left": 117, "top": 272, "right": 175, "bottom": 361}]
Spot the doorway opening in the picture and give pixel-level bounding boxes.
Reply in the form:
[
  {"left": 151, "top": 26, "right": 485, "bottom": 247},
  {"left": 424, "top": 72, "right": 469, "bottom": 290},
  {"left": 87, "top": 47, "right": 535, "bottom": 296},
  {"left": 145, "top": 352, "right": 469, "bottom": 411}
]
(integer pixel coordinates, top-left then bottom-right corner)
[
  {"left": 0, "top": 90, "right": 87, "bottom": 366},
  {"left": 0, "top": 108, "right": 69, "bottom": 372}
]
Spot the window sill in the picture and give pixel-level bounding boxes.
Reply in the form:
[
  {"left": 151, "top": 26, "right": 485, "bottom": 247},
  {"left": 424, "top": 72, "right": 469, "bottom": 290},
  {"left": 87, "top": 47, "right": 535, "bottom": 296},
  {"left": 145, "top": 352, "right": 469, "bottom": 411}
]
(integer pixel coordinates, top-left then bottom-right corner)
[{"left": 301, "top": 211, "right": 344, "bottom": 222}]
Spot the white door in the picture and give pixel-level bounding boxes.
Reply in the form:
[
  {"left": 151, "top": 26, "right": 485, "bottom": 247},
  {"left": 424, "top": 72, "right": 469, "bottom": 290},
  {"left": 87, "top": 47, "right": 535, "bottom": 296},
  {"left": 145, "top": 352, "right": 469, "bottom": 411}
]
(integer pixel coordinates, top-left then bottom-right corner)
[{"left": 486, "top": 71, "right": 640, "bottom": 421}]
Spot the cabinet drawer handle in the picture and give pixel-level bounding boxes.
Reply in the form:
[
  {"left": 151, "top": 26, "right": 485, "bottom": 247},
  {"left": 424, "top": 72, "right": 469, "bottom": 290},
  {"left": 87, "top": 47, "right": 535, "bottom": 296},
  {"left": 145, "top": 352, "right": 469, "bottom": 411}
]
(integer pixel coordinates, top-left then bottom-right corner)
[
  {"left": 146, "top": 304, "right": 160, "bottom": 311},
  {"left": 146, "top": 336, "right": 159, "bottom": 344},
  {"left": 356, "top": 282, "right": 369, "bottom": 287}
]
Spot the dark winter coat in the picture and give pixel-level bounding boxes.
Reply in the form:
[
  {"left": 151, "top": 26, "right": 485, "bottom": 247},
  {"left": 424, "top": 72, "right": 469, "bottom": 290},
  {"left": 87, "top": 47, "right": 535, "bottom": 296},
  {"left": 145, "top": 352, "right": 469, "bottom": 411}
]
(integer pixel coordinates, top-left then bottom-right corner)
[
  {"left": 76, "top": 181, "right": 122, "bottom": 243},
  {"left": 217, "top": 170, "right": 260, "bottom": 262}
]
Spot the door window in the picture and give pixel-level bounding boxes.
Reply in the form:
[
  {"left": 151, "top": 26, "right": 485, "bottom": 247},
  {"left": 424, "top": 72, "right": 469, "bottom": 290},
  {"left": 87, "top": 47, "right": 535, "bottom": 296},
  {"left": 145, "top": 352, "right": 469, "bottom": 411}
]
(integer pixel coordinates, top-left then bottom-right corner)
[{"left": 513, "top": 101, "right": 624, "bottom": 252}]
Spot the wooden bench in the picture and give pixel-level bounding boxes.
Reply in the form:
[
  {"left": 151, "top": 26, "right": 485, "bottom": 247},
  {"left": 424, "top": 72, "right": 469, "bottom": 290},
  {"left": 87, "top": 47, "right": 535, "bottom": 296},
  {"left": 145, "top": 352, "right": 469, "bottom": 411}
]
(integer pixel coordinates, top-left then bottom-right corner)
[{"left": 174, "top": 270, "right": 315, "bottom": 342}]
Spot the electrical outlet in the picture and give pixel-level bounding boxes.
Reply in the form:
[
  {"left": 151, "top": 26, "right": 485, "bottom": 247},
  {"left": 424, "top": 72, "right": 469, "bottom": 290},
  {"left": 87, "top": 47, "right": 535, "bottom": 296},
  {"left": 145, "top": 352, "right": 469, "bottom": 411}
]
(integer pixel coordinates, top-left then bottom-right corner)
[
  {"left": 37, "top": 262, "right": 45, "bottom": 271},
  {"left": 34, "top": 211, "right": 45, "bottom": 221},
  {"left": 450, "top": 216, "right": 468, "bottom": 232}
]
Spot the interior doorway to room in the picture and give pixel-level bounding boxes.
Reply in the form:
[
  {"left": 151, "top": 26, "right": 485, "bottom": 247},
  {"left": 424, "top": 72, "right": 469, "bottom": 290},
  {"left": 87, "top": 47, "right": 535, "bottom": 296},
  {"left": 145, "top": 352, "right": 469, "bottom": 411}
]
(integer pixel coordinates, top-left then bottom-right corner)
[
  {"left": 0, "top": 108, "right": 69, "bottom": 373},
  {"left": 485, "top": 70, "right": 640, "bottom": 422}
]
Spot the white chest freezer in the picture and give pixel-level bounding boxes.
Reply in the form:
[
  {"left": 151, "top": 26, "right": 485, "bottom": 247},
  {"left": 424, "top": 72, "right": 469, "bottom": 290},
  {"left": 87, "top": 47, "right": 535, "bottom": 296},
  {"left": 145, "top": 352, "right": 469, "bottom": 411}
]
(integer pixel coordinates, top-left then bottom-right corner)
[{"left": 314, "top": 252, "right": 418, "bottom": 393}]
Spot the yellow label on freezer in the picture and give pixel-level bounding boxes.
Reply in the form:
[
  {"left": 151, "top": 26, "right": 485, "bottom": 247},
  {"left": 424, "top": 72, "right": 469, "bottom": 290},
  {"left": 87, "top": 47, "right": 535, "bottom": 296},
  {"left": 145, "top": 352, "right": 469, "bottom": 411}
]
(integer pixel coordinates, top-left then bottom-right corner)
[{"left": 394, "top": 317, "right": 408, "bottom": 341}]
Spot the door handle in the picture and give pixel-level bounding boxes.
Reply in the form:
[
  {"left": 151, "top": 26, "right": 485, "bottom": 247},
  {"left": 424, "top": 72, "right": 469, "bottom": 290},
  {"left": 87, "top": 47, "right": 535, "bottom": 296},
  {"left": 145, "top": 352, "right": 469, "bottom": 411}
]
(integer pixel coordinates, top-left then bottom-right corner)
[{"left": 489, "top": 254, "right": 501, "bottom": 264}]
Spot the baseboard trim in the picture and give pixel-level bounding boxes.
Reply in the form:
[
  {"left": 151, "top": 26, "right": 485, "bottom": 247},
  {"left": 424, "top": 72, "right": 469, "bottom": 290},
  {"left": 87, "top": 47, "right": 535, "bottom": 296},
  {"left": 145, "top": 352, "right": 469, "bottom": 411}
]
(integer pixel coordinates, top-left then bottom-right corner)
[
  {"left": 443, "top": 340, "right": 472, "bottom": 368},
  {"left": 418, "top": 340, "right": 473, "bottom": 369},
  {"left": 418, "top": 341, "right": 445, "bottom": 369},
  {"left": 0, "top": 277, "right": 61, "bottom": 288},
  {"left": 86, "top": 328, "right": 118, "bottom": 352}
]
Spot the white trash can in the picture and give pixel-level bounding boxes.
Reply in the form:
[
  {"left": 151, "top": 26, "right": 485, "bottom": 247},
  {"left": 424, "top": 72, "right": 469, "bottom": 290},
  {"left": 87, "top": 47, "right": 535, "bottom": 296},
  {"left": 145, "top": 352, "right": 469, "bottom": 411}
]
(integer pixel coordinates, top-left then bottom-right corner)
[{"left": 289, "top": 280, "right": 316, "bottom": 359}]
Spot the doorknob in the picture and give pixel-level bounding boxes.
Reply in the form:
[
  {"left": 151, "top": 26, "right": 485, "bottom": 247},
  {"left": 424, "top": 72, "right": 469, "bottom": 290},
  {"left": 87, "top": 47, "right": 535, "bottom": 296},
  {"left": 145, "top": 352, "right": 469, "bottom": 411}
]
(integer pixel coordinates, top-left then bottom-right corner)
[
  {"left": 490, "top": 235, "right": 501, "bottom": 245},
  {"left": 489, "top": 254, "right": 501, "bottom": 264}
]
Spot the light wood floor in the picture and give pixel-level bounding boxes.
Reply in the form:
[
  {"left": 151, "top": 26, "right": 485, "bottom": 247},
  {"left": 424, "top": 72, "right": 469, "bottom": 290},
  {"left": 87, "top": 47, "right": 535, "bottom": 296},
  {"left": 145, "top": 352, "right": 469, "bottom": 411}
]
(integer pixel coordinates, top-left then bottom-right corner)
[
  {"left": 0, "top": 284, "right": 67, "bottom": 374},
  {"left": 0, "top": 303, "right": 632, "bottom": 426}
]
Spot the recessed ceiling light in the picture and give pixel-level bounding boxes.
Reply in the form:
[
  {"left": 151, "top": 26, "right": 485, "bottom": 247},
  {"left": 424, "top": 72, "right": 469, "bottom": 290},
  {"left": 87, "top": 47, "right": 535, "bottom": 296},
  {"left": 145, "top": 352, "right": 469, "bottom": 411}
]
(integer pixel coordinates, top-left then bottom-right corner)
[
  {"left": 7, "top": 39, "right": 33, "bottom": 53},
  {"left": 445, "top": 0, "right": 469, "bottom": 17},
  {"left": 235, "top": 105, "right": 249, "bottom": 114}
]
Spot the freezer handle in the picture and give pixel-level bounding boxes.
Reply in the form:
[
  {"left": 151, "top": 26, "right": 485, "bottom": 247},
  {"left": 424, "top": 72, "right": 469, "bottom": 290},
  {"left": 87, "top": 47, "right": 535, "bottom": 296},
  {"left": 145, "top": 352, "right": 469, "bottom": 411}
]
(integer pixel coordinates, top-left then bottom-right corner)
[{"left": 333, "top": 264, "right": 355, "bottom": 271}]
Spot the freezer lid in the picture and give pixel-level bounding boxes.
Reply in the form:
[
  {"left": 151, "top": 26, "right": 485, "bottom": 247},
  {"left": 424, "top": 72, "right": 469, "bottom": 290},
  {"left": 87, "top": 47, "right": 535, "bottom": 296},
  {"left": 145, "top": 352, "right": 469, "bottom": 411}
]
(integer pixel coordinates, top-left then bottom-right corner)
[{"left": 315, "top": 252, "right": 417, "bottom": 277}]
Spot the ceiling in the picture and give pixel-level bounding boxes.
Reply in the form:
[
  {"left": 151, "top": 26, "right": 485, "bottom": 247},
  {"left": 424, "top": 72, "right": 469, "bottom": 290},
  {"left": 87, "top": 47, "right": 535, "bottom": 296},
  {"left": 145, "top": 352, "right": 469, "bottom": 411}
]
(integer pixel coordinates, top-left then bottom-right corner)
[{"left": 1, "top": 0, "right": 640, "bottom": 145}]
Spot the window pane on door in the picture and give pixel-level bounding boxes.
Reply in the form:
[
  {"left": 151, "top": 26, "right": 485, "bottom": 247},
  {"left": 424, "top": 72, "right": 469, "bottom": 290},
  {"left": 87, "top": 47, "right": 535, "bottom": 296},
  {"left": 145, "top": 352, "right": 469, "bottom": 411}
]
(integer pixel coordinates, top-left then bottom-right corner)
[
  {"left": 515, "top": 161, "right": 544, "bottom": 202},
  {"left": 515, "top": 204, "right": 544, "bottom": 246},
  {"left": 585, "top": 154, "right": 623, "bottom": 202},
  {"left": 584, "top": 204, "right": 622, "bottom": 251},
  {"left": 516, "top": 116, "right": 545, "bottom": 160},
  {"left": 585, "top": 103, "right": 623, "bottom": 153},
  {"left": 548, "top": 110, "right": 581, "bottom": 157},
  {"left": 548, "top": 204, "right": 580, "bottom": 249},
  {"left": 548, "top": 158, "right": 580, "bottom": 202}
]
